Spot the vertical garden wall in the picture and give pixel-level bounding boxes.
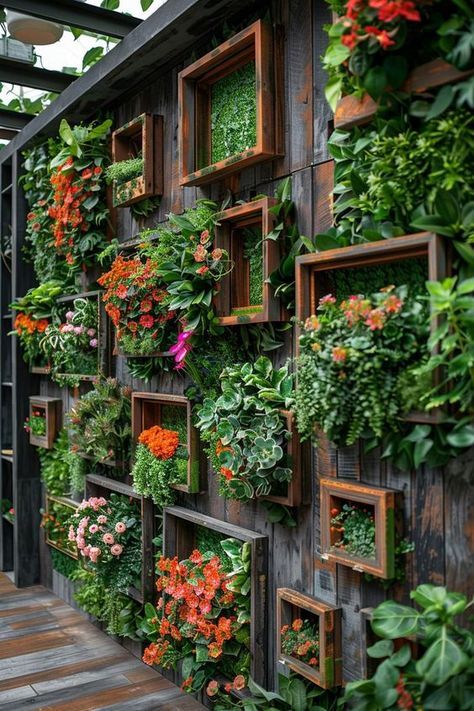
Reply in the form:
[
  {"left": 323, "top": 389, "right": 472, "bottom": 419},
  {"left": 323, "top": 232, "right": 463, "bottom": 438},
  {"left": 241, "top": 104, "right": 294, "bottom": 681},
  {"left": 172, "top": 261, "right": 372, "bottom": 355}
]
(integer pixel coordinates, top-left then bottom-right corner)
[{"left": 0, "top": 0, "right": 473, "bottom": 708}]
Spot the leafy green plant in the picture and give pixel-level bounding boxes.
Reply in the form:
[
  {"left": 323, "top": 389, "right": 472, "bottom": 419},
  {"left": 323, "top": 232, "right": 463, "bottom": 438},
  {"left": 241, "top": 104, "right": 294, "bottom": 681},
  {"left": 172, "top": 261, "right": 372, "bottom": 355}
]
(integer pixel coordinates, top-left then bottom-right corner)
[
  {"left": 281, "top": 618, "right": 320, "bottom": 668},
  {"left": 39, "top": 429, "right": 71, "bottom": 495},
  {"left": 196, "top": 356, "right": 294, "bottom": 501},
  {"left": 50, "top": 547, "right": 78, "bottom": 580},
  {"left": 331, "top": 502, "right": 376, "bottom": 559},
  {"left": 344, "top": 584, "right": 474, "bottom": 710},
  {"left": 67, "top": 449, "right": 87, "bottom": 496},
  {"left": 105, "top": 157, "right": 144, "bottom": 186},
  {"left": 68, "top": 378, "right": 132, "bottom": 466}
]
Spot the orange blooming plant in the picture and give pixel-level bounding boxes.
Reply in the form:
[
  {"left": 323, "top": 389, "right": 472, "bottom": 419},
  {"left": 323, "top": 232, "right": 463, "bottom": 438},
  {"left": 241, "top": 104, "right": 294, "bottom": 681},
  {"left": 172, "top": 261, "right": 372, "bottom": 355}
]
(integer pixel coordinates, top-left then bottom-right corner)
[
  {"left": 10, "top": 281, "right": 62, "bottom": 368},
  {"left": 281, "top": 618, "right": 320, "bottom": 668},
  {"left": 295, "top": 285, "right": 428, "bottom": 446},
  {"left": 141, "top": 538, "right": 251, "bottom": 694}
]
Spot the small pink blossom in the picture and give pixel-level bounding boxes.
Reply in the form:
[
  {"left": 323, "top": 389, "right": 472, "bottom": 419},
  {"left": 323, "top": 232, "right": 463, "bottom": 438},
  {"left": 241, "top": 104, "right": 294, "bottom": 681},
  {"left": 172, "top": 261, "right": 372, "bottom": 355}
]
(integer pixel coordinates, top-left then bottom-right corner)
[
  {"left": 89, "top": 338, "right": 98, "bottom": 348},
  {"left": 65, "top": 310, "right": 74, "bottom": 321},
  {"left": 103, "top": 533, "right": 114, "bottom": 545},
  {"left": 97, "top": 515, "right": 107, "bottom": 524},
  {"left": 89, "top": 524, "right": 99, "bottom": 534},
  {"left": 193, "top": 244, "right": 207, "bottom": 262},
  {"left": 115, "top": 521, "right": 127, "bottom": 534},
  {"left": 110, "top": 543, "right": 123, "bottom": 556},
  {"left": 319, "top": 294, "right": 336, "bottom": 307},
  {"left": 87, "top": 328, "right": 96, "bottom": 337}
]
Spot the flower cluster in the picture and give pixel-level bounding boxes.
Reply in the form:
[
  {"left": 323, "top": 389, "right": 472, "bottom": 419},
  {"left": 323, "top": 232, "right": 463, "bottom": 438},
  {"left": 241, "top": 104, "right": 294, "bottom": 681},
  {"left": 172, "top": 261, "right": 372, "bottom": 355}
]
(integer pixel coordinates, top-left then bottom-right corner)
[
  {"left": 68, "top": 493, "right": 141, "bottom": 593},
  {"left": 141, "top": 539, "right": 250, "bottom": 693},
  {"left": 206, "top": 675, "right": 246, "bottom": 698},
  {"left": 281, "top": 618, "right": 320, "bottom": 667},
  {"left": 295, "top": 286, "right": 427, "bottom": 446},
  {"left": 340, "top": 0, "right": 421, "bottom": 53},
  {"left": 13, "top": 313, "right": 49, "bottom": 368},
  {"left": 190, "top": 229, "right": 226, "bottom": 277},
  {"left": 138, "top": 425, "right": 179, "bottom": 460},
  {"left": 331, "top": 502, "right": 376, "bottom": 559},
  {"left": 98, "top": 252, "right": 176, "bottom": 356}
]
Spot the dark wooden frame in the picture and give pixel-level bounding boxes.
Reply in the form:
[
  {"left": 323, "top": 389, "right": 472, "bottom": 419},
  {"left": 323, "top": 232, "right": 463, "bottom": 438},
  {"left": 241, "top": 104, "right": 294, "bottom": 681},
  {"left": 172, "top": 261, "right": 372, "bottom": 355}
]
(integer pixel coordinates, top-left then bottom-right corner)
[
  {"left": 276, "top": 587, "right": 342, "bottom": 688},
  {"left": 111, "top": 113, "right": 163, "bottom": 207},
  {"left": 85, "top": 472, "right": 156, "bottom": 603},
  {"left": 178, "top": 19, "right": 283, "bottom": 187},
  {"left": 131, "top": 392, "right": 204, "bottom": 494},
  {"left": 163, "top": 506, "right": 268, "bottom": 686},
  {"left": 335, "top": 59, "right": 474, "bottom": 130},
  {"left": 45, "top": 494, "right": 78, "bottom": 560},
  {"left": 28, "top": 396, "right": 62, "bottom": 449},
  {"left": 214, "top": 197, "right": 286, "bottom": 325},
  {"left": 320, "top": 478, "right": 396, "bottom": 579},
  {"left": 295, "top": 232, "right": 447, "bottom": 423},
  {"left": 55, "top": 290, "right": 109, "bottom": 382}
]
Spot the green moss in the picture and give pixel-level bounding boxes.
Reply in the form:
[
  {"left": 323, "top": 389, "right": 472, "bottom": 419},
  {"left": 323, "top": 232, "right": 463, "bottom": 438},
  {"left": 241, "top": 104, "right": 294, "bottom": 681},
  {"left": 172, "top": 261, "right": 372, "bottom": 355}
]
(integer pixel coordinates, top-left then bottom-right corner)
[
  {"left": 329, "top": 258, "right": 429, "bottom": 302},
  {"left": 106, "top": 157, "right": 144, "bottom": 186},
  {"left": 210, "top": 61, "right": 257, "bottom": 165},
  {"left": 50, "top": 547, "right": 78, "bottom": 579}
]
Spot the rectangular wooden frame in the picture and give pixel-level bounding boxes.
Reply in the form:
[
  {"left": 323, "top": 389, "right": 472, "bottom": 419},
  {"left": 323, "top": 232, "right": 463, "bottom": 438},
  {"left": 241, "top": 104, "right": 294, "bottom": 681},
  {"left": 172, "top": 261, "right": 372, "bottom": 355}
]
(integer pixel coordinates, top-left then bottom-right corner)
[
  {"left": 295, "top": 232, "right": 447, "bottom": 423},
  {"left": 131, "top": 392, "right": 205, "bottom": 494},
  {"left": 214, "top": 197, "right": 286, "bottom": 325},
  {"left": 85, "top": 473, "right": 156, "bottom": 603},
  {"left": 335, "top": 59, "right": 473, "bottom": 130},
  {"left": 28, "top": 396, "right": 62, "bottom": 448},
  {"left": 45, "top": 495, "right": 78, "bottom": 560},
  {"left": 163, "top": 506, "right": 268, "bottom": 686},
  {"left": 259, "top": 410, "right": 310, "bottom": 507},
  {"left": 111, "top": 113, "right": 163, "bottom": 207},
  {"left": 276, "top": 588, "right": 342, "bottom": 688},
  {"left": 55, "top": 290, "right": 109, "bottom": 382},
  {"left": 320, "top": 478, "right": 396, "bottom": 579},
  {"left": 179, "top": 20, "right": 282, "bottom": 187}
]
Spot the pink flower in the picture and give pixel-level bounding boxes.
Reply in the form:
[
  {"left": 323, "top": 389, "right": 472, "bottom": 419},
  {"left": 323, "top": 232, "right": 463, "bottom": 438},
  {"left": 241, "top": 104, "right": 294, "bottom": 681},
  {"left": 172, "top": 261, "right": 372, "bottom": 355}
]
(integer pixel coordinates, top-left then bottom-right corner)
[
  {"left": 169, "top": 329, "right": 194, "bottom": 368},
  {"left": 97, "top": 515, "right": 107, "bottom": 524},
  {"left": 89, "top": 546, "right": 101, "bottom": 563},
  {"left": 89, "top": 338, "right": 98, "bottom": 348},
  {"left": 200, "top": 229, "right": 210, "bottom": 244},
  {"left": 73, "top": 326, "right": 84, "bottom": 335},
  {"left": 110, "top": 543, "right": 123, "bottom": 556},
  {"left": 211, "top": 248, "right": 222, "bottom": 261},
  {"left": 87, "top": 328, "right": 96, "bottom": 337},
  {"left": 76, "top": 538, "right": 85, "bottom": 550},
  {"left": 319, "top": 294, "right": 336, "bottom": 307},
  {"left": 193, "top": 244, "right": 207, "bottom": 262},
  {"left": 103, "top": 533, "right": 114, "bottom": 545},
  {"left": 89, "top": 524, "right": 99, "bottom": 534},
  {"left": 68, "top": 526, "right": 75, "bottom": 541},
  {"left": 65, "top": 310, "right": 74, "bottom": 321},
  {"left": 365, "top": 308, "right": 386, "bottom": 331},
  {"left": 115, "top": 521, "right": 127, "bottom": 534}
]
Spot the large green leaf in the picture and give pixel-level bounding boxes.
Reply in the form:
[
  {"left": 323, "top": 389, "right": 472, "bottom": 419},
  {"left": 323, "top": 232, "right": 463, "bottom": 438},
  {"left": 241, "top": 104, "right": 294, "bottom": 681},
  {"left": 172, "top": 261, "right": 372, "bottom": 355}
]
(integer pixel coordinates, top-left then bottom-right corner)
[
  {"left": 416, "top": 627, "right": 469, "bottom": 685},
  {"left": 372, "top": 601, "right": 419, "bottom": 639}
]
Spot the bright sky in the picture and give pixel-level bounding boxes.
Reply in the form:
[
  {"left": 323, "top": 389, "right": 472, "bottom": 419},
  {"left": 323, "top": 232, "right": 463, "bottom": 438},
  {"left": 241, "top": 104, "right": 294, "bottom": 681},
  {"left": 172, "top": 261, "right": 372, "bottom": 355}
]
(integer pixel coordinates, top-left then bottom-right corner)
[{"left": 0, "top": 0, "right": 167, "bottom": 110}]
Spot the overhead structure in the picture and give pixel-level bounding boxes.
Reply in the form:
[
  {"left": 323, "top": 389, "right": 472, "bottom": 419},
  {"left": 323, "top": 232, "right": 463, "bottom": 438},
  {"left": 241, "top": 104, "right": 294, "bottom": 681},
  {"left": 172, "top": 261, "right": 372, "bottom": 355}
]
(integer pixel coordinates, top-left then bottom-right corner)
[
  {"left": 0, "top": 106, "right": 33, "bottom": 130},
  {"left": 0, "top": 56, "right": 76, "bottom": 92}
]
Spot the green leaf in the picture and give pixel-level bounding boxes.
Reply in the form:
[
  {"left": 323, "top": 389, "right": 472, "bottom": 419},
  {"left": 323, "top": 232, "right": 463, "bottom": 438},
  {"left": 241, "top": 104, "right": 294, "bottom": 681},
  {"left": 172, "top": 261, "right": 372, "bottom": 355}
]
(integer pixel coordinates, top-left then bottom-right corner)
[
  {"left": 141, "top": 0, "right": 155, "bottom": 9},
  {"left": 446, "top": 426, "right": 474, "bottom": 448},
  {"left": 372, "top": 601, "right": 418, "bottom": 639},
  {"left": 426, "top": 85, "right": 455, "bottom": 120},
  {"left": 82, "top": 46, "right": 104, "bottom": 70},
  {"left": 367, "top": 639, "right": 394, "bottom": 658},
  {"left": 363, "top": 66, "right": 387, "bottom": 100},
  {"left": 416, "top": 627, "right": 469, "bottom": 685}
]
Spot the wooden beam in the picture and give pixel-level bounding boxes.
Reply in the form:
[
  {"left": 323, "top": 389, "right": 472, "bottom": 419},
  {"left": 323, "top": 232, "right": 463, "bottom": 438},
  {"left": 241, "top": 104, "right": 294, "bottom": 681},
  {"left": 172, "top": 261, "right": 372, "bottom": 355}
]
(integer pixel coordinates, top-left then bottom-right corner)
[
  {"left": 0, "top": 56, "right": 75, "bottom": 92},
  {"left": 0, "top": 108, "right": 33, "bottom": 131}
]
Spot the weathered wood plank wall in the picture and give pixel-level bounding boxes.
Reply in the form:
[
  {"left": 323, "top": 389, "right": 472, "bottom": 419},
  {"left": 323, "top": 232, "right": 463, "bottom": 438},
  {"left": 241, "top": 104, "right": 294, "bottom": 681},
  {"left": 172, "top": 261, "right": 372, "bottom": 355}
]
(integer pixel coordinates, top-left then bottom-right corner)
[{"left": 38, "top": 0, "right": 474, "bottom": 688}]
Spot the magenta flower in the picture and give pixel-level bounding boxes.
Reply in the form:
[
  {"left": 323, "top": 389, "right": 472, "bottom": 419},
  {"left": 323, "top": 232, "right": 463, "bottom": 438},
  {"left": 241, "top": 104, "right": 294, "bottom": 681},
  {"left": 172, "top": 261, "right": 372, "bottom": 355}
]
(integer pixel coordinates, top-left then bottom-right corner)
[
  {"left": 169, "top": 330, "right": 194, "bottom": 368},
  {"left": 89, "top": 338, "right": 98, "bottom": 348}
]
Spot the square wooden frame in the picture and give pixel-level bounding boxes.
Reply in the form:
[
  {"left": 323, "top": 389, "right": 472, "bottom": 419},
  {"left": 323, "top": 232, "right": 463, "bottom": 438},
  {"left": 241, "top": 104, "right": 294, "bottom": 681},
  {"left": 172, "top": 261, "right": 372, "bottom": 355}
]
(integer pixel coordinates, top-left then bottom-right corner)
[
  {"left": 111, "top": 113, "right": 163, "bottom": 207},
  {"left": 45, "top": 495, "right": 78, "bottom": 560},
  {"left": 320, "top": 478, "right": 396, "bottom": 578},
  {"left": 295, "top": 232, "right": 447, "bottom": 423},
  {"left": 131, "top": 392, "right": 205, "bottom": 494},
  {"left": 214, "top": 197, "right": 287, "bottom": 325},
  {"left": 28, "top": 396, "right": 62, "bottom": 448},
  {"left": 259, "top": 410, "right": 310, "bottom": 507},
  {"left": 85, "top": 473, "right": 156, "bottom": 603},
  {"left": 277, "top": 588, "right": 342, "bottom": 688},
  {"left": 163, "top": 506, "right": 268, "bottom": 686},
  {"left": 179, "top": 19, "right": 283, "bottom": 187}
]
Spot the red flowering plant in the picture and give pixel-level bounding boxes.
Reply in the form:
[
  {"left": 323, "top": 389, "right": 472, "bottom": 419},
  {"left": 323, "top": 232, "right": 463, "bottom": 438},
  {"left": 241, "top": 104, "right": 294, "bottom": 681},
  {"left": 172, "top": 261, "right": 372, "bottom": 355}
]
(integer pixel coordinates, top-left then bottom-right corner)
[
  {"left": 22, "top": 119, "right": 111, "bottom": 285},
  {"left": 141, "top": 537, "right": 251, "bottom": 694},
  {"left": 281, "top": 618, "right": 320, "bottom": 669},
  {"left": 323, "top": 0, "right": 454, "bottom": 109},
  {"left": 294, "top": 285, "right": 428, "bottom": 446}
]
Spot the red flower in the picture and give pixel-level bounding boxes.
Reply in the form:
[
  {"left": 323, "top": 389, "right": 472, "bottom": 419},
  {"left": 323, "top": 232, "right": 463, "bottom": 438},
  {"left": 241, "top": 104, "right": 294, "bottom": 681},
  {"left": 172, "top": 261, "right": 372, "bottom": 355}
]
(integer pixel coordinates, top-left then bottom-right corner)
[
  {"left": 369, "top": 0, "right": 421, "bottom": 22},
  {"left": 128, "top": 321, "right": 138, "bottom": 332},
  {"left": 81, "top": 168, "right": 93, "bottom": 180},
  {"left": 115, "top": 284, "right": 128, "bottom": 299},
  {"left": 94, "top": 166, "right": 102, "bottom": 175},
  {"left": 139, "top": 314, "right": 154, "bottom": 329},
  {"left": 140, "top": 299, "right": 153, "bottom": 312}
]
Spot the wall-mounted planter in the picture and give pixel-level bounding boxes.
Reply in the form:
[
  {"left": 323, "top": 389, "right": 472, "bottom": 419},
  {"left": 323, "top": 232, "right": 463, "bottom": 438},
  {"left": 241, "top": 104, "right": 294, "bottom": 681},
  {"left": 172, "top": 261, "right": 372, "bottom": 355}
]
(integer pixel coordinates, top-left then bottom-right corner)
[
  {"left": 213, "top": 197, "right": 287, "bottom": 325},
  {"left": 111, "top": 113, "right": 163, "bottom": 207},
  {"left": 131, "top": 392, "right": 204, "bottom": 494},
  {"left": 277, "top": 587, "right": 342, "bottom": 688},
  {"left": 295, "top": 232, "right": 448, "bottom": 423},
  {"left": 179, "top": 19, "right": 283, "bottom": 187},
  {"left": 335, "top": 59, "right": 474, "bottom": 130},
  {"left": 163, "top": 505, "right": 268, "bottom": 686},
  {"left": 28, "top": 396, "right": 62, "bottom": 448},
  {"left": 45, "top": 495, "right": 78, "bottom": 559},
  {"left": 320, "top": 478, "right": 396, "bottom": 579},
  {"left": 85, "top": 473, "right": 156, "bottom": 603}
]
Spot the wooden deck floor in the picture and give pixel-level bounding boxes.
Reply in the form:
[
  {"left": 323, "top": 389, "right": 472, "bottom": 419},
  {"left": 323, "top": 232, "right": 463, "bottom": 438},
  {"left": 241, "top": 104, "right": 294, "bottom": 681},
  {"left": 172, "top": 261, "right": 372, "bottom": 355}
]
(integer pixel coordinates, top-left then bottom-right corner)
[{"left": 0, "top": 573, "right": 204, "bottom": 710}]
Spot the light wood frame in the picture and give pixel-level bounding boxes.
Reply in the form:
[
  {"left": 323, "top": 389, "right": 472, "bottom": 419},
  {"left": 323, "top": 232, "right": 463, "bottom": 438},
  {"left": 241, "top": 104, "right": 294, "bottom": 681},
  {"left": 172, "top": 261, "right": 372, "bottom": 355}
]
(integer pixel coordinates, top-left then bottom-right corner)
[{"left": 28, "top": 396, "right": 62, "bottom": 448}]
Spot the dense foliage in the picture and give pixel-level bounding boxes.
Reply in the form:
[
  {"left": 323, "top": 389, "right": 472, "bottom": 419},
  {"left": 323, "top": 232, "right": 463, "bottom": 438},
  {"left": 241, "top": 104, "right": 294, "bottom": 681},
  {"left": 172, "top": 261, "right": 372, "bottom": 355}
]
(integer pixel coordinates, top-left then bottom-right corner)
[
  {"left": 10, "top": 281, "right": 62, "bottom": 368},
  {"left": 330, "top": 503, "right": 376, "bottom": 559},
  {"left": 281, "top": 618, "right": 320, "bottom": 668},
  {"left": 38, "top": 429, "right": 71, "bottom": 496}
]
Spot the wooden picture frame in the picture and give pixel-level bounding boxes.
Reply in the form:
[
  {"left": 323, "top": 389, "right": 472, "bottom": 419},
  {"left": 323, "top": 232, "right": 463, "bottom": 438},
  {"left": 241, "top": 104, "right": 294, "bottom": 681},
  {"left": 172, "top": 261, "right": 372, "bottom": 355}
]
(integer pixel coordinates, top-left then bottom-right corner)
[
  {"left": 131, "top": 392, "right": 205, "bottom": 494},
  {"left": 320, "top": 478, "right": 396, "bottom": 579},
  {"left": 259, "top": 410, "right": 310, "bottom": 507},
  {"left": 85, "top": 473, "right": 156, "bottom": 603},
  {"left": 179, "top": 19, "right": 283, "bottom": 187},
  {"left": 335, "top": 59, "right": 473, "bottom": 130},
  {"left": 111, "top": 113, "right": 163, "bottom": 207},
  {"left": 28, "top": 396, "right": 62, "bottom": 448},
  {"left": 277, "top": 588, "right": 342, "bottom": 688},
  {"left": 295, "top": 232, "right": 447, "bottom": 423},
  {"left": 163, "top": 506, "right": 268, "bottom": 686},
  {"left": 45, "top": 495, "right": 78, "bottom": 560},
  {"left": 214, "top": 197, "right": 287, "bottom": 325}
]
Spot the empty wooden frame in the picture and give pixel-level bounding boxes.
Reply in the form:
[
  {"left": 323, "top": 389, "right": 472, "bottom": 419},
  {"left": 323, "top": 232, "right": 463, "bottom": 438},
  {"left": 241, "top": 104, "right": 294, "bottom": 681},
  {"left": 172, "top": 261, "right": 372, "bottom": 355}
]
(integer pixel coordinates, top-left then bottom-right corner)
[
  {"left": 28, "top": 396, "right": 62, "bottom": 448},
  {"left": 45, "top": 495, "right": 78, "bottom": 559},
  {"left": 214, "top": 197, "right": 286, "bottom": 325},
  {"left": 131, "top": 392, "right": 204, "bottom": 494},
  {"left": 320, "top": 478, "right": 396, "bottom": 578},
  {"left": 111, "top": 113, "right": 163, "bottom": 207},
  {"left": 179, "top": 20, "right": 283, "bottom": 186},
  {"left": 163, "top": 506, "right": 268, "bottom": 686},
  {"left": 277, "top": 588, "right": 342, "bottom": 688}
]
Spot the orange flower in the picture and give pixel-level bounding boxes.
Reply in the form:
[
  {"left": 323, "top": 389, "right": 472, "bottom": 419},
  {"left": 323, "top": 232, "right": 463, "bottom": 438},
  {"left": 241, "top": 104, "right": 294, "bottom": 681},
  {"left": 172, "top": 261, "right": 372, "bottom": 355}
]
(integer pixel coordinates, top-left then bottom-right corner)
[{"left": 139, "top": 425, "right": 179, "bottom": 460}]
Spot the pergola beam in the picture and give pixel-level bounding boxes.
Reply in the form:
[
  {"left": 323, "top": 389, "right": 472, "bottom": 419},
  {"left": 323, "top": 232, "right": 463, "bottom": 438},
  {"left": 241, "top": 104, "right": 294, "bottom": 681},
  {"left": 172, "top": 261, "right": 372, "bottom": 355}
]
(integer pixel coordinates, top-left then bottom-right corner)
[
  {"left": 3, "top": 0, "right": 141, "bottom": 39},
  {"left": 0, "top": 107, "right": 33, "bottom": 130},
  {"left": 0, "top": 128, "right": 17, "bottom": 140},
  {"left": 0, "top": 57, "right": 76, "bottom": 92}
]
